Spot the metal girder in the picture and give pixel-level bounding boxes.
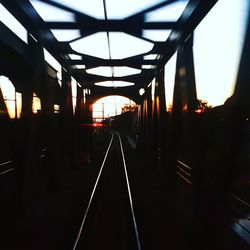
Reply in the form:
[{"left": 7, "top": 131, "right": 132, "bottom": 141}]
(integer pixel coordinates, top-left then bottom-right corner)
[
  {"left": 0, "top": 22, "right": 28, "bottom": 57},
  {"left": 156, "top": 0, "right": 219, "bottom": 71},
  {"left": 0, "top": 0, "right": 219, "bottom": 98},
  {"left": 68, "top": 59, "right": 157, "bottom": 67},
  {"left": 77, "top": 73, "right": 143, "bottom": 83},
  {"left": 46, "top": 20, "right": 180, "bottom": 31},
  {"left": 90, "top": 85, "right": 142, "bottom": 104}
]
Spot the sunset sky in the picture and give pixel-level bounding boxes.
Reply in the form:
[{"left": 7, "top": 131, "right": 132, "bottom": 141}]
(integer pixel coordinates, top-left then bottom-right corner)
[{"left": 164, "top": 0, "right": 249, "bottom": 108}]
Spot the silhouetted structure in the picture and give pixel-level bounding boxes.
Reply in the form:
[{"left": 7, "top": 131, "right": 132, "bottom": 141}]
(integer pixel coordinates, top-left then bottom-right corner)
[{"left": 0, "top": 1, "right": 250, "bottom": 249}]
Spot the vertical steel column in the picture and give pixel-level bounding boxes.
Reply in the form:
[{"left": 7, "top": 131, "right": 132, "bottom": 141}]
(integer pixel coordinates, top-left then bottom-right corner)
[
  {"left": 33, "top": 44, "right": 54, "bottom": 116},
  {"left": 18, "top": 34, "right": 46, "bottom": 211},
  {"left": 102, "top": 102, "right": 105, "bottom": 121},
  {"left": 137, "top": 100, "right": 144, "bottom": 152},
  {"left": 75, "top": 85, "right": 84, "bottom": 122},
  {"left": 60, "top": 68, "right": 74, "bottom": 168},
  {"left": 182, "top": 34, "right": 198, "bottom": 111},
  {"left": 21, "top": 85, "right": 33, "bottom": 117},
  {"left": 85, "top": 94, "right": 93, "bottom": 124},
  {"left": 152, "top": 78, "right": 159, "bottom": 164},
  {"left": 166, "top": 49, "right": 183, "bottom": 192},
  {"left": 146, "top": 87, "right": 153, "bottom": 159},
  {"left": 73, "top": 84, "right": 85, "bottom": 167},
  {"left": 182, "top": 35, "right": 201, "bottom": 195},
  {"left": 61, "top": 69, "right": 73, "bottom": 119},
  {"left": 156, "top": 68, "right": 168, "bottom": 169},
  {"left": 167, "top": 34, "right": 199, "bottom": 191},
  {"left": 82, "top": 94, "right": 93, "bottom": 162},
  {"left": 139, "top": 98, "right": 147, "bottom": 153},
  {"left": 143, "top": 98, "right": 148, "bottom": 152}
]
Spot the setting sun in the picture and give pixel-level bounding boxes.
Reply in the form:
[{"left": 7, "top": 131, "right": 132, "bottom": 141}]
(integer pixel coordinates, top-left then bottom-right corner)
[{"left": 93, "top": 95, "right": 135, "bottom": 121}]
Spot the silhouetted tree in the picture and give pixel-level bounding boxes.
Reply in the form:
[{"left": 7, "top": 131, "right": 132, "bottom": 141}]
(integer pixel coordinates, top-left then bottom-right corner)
[
  {"left": 121, "top": 104, "right": 137, "bottom": 113},
  {"left": 197, "top": 99, "right": 212, "bottom": 111}
]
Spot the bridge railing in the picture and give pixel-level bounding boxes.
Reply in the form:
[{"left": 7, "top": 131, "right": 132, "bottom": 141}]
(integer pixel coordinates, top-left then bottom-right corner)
[
  {"left": 176, "top": 160, "right": 192, "bottom": 185},
  {"left": 0, "top": 160, "right": 14, "bottom": 176},
  {"left": 176, "top": 159, "right": 250, "bottom": 244}
]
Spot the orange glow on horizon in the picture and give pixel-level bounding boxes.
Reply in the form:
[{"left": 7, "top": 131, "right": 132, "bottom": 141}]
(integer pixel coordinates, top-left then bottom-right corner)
[
  {"left": 93, "top": 95, "right": 135, "bottom": 120},
  {"left": 195, "top": 109, "right": 202, "bottom": 114}
]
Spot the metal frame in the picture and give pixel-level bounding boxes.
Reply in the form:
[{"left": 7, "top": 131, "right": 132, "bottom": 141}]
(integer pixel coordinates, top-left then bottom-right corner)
[{"left": 0, "top": 0, "right": 218, "bottom": 100}]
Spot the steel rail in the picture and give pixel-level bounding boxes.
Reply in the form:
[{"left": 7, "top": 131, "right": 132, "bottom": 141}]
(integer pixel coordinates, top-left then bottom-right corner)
[
  {"left": 116, "top": 132, "right": 142, "bottom": 250},
  {"left": 73, "top": 132, "right": 114, "bottom": 250}
]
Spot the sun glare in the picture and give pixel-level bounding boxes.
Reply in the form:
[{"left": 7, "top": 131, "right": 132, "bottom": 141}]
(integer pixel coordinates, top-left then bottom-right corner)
[{"left": 93, "top": 95, "right": 135, "bottom": 121}]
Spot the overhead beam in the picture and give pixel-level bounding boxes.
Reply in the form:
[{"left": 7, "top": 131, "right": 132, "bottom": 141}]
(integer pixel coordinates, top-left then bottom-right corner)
[
  {"left": 68, "top": 59, "right": 157, "bottom": 67},
  {"left": 0, "top": 22, "right": 28, "bottom": 57},
  {"left": 46, "top": 21, "right": 181, "bottom": 31},
  {"left": 156, "top": 0, "right": 219, "bottom": 72}
]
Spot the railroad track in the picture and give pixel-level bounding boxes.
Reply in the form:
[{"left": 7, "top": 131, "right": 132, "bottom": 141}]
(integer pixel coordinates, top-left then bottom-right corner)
[{"left": 73, "top": 131, "right": 141, "bottom": 250}]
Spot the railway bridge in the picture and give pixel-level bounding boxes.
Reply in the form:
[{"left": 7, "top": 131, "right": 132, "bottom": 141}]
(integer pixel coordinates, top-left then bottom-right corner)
[{"left": 0, "top": 1, "right": 250, "bottom": 249}]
